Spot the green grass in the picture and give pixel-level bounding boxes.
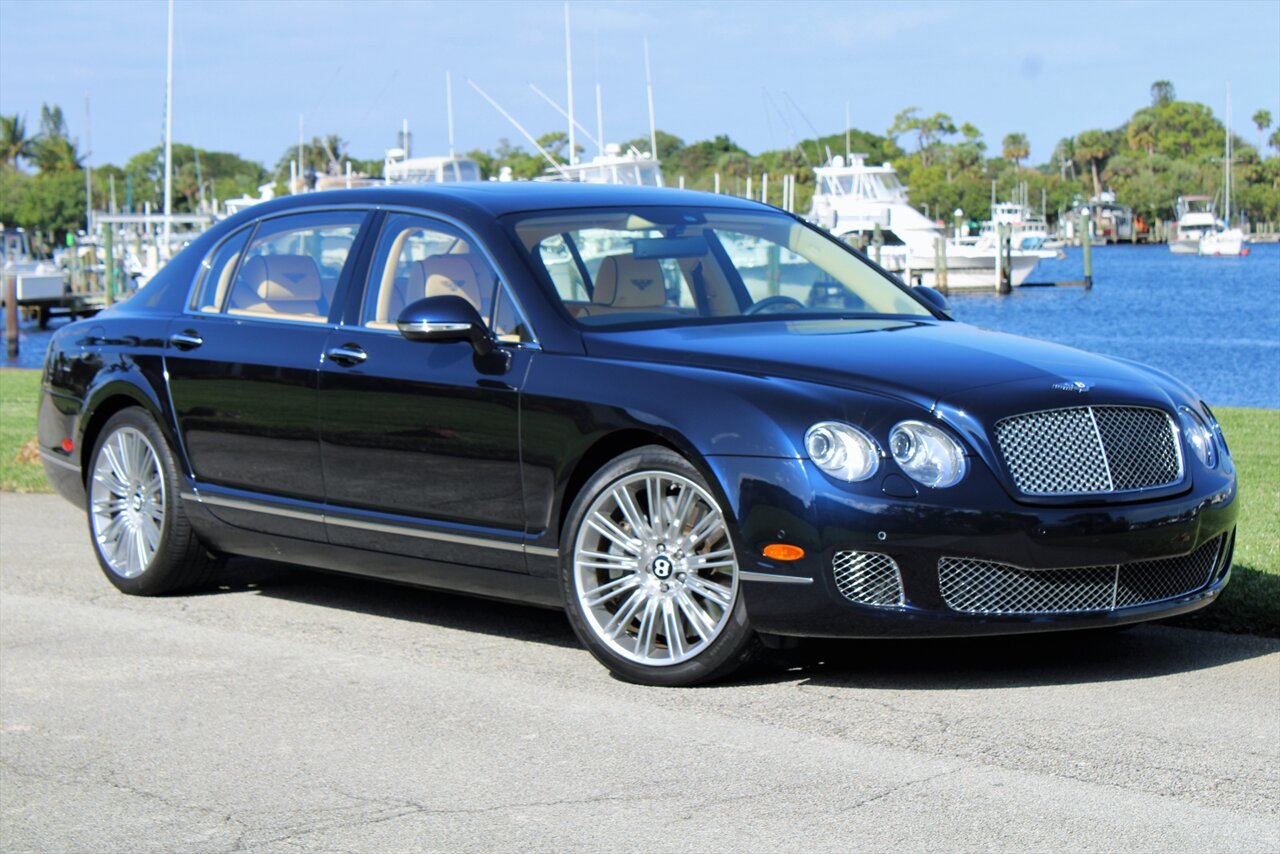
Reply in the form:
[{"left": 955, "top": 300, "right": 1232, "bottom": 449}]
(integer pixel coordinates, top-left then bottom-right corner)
[
  {"left": 0, "top": 369, "right": 48, "bottom": 493},
  {"left": 2, "top": 366, "right": 1276, "bottom": 634}
]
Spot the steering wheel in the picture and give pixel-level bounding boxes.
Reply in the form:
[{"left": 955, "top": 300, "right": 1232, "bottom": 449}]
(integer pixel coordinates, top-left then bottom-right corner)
[{"left": 744, "top": 295, "right": 806, "bottom": 316}]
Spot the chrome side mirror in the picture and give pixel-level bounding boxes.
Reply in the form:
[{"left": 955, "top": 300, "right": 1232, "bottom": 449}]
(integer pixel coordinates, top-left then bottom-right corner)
[{"left": 397, "top": 295, "right": 495, "bottom": 357}]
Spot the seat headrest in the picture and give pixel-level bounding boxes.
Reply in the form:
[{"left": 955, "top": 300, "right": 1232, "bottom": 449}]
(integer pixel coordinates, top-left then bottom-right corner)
[
  {"left": 593, "top": 255, "right": 665, "bottom": 308},
  {"left": 408, "top": 254, "right": 487, "bottom": 310},
  {"left": 240, "top": 255, "right": 322, "bottom": 301}
]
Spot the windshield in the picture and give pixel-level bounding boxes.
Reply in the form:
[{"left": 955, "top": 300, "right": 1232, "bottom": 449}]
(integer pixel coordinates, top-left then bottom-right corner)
[{"left": 506, "top": 206, "right": 932, "bottom": 328}]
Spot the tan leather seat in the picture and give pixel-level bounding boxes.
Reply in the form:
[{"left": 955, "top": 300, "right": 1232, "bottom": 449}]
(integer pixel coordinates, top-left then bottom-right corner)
[
  {"left": 230, "top": 255, "right": 326, "bottom": 318},
  {"left": 577, "top": 254, "right": 668, "bottom": 316},
  {"left": 391, "top": 254, "right": 490, "bottom": 320}
]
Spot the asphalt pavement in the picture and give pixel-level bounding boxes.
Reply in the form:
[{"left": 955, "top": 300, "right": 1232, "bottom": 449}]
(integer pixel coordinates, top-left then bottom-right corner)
[{"left": 2, "top": 492, "right": 1278, "bottom": 852}]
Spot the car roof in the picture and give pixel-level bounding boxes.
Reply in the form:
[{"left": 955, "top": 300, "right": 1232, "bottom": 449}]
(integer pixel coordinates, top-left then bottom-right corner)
[{"left": 225, "top": 182, "right": 771, "bottom": 225}]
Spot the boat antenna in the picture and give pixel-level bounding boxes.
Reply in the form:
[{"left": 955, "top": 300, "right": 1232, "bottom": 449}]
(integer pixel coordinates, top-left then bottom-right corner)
[
  {"left": 446, "top": 71, "right": 456, "bottom": 158},
  {"left": 564, "top": 1, "right": 576, "bottom": 166},
  {"left": 467, "top": 79, "right": 570, "bottom": 177},
  {"left": 644, "top": 37, "right": 658, "bottom": 159},
  {"left": 845, "top": 101, "right": 851, "bottom": 160},
  {"left": 595, "top": 82, "right": 604, "bottom": 158},
  {"left": 782, "top": 90, "right": 823, "bottom": 162},
  {"left": 762, "top": 88, "right": 810, "bottom": 165},
  {"left": 162, "top": 0, "right": 174, "bottom": 253},
  {"left": 529, "top": 84, "right": 600, "bottom": 150}
]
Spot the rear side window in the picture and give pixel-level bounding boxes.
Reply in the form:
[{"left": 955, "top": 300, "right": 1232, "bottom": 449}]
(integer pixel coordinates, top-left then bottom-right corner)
[
  {"left": 189, "top": 227, "right": 251, "bottom": 313},
  {"left": 223, "top": 211, "right": 363, "bottom": 323}
]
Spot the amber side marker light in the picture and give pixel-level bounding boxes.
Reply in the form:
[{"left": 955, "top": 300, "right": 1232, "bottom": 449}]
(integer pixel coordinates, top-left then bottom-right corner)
[{"left": 762, "top": 544, "right": 805, "bottom": 561}]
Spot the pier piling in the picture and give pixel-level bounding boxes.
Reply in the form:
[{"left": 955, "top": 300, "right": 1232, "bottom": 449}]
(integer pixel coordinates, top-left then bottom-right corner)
[
  {"left": 4, "top": 271, "right": 17, "bottom": 359},
  {"left": 1082, "top": 209, "right": 1093, "bottom": 289}
]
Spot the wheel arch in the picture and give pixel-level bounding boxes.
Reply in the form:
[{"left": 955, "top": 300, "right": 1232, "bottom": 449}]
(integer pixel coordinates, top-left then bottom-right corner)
[{"left": 78, "top": 380, "right": 176, "bottom": 481}]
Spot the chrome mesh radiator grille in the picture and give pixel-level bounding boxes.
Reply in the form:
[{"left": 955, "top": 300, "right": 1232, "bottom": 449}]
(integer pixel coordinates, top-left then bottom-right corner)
[
  {"left": 938, "top": 536, "right": 1224, "bottom": 615},
  {"left": 832, "top": 551, "right": 903, "bottom": 607},
  {"left": 994, "top": 406, "right": 1181, "bottom": 496}
]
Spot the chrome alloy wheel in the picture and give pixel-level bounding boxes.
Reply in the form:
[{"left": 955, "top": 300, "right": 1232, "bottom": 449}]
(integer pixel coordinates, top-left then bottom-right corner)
[
  {"left": 89, "top": 426, "right": 166, "bottom": 579},
  {"left": 573, "top": 471, "right": 739, "bottom": 666}
]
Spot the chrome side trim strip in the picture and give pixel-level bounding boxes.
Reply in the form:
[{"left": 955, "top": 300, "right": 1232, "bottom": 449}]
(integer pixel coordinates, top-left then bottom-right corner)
[
  {"left": 38, "top": 449, "right": 81, "bottom": 473},
  {"left": 739, "top": 570, "right": 814, "bottom": 585},
  {"left": 180, "top": 492, "right": 324, "bottom": 523},
  {"left": 181, "top": 490, "right": 541, "bottom": 555},
  {"left": 525, "top": 545, "right": 560, "bottom": 558},
  {"left": 324, "top": 513, "right": 525, "bottom": 554}
]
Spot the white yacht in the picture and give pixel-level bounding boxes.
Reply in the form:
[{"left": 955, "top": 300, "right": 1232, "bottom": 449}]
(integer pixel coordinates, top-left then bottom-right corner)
[
  {"left": 809, "top": 155, "right": 1039, "bottom": 288},
  {"left": 549, "top": 144, "right": 663, "bottom": 186},
  {"left": 979, "top": 201, "right": 1064, "bottom": 258},
  {"left": 1198, "top": 94, "right": 1246, "bottom": 258},
  {"left": 1170, "top": 196, "right": 1217, "bottom": 254},
  {"left": 383, "top": 149, "right": 482, "bottom": 184}
]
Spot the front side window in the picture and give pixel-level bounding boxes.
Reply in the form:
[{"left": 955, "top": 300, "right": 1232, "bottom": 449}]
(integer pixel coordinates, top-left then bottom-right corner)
[
  {"left": 510, "top": 207, "right": 931, "bottom": 328},
  {"left": 362, "top": 213, "right": 532, "bottom": 343},
  {"left": 224, "top": 211, "right": 363, "bottom": 323}
]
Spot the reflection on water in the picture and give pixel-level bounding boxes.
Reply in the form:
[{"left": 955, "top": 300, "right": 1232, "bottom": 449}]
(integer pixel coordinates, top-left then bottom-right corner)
[{"left": 5, "top": 244, "right": 1277, "bottom": 408}]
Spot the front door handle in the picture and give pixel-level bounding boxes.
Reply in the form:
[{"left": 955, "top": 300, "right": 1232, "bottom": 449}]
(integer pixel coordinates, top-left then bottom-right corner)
[
  {"left": 326, "top": 344, "right": 368, "bottom": 366},
  {"left": 169, "top": 330, "right": 203, "bottom": 350}
]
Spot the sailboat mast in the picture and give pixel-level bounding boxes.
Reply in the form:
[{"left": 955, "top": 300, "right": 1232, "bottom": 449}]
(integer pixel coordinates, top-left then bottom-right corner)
[
  {"left": 564, "top": 2, "right": 576, "bottom": 166},
  {"left": 1224, "top": 83, "right": 1232, "bottom": 226},
  {"left": 644, "top": 37, "right": 657, "bottom": 159},
  {"left": 446, "top": 71, "right": 456, "bottom": 158},
  {"left": 162, "top": 0, "right": 174, "bottom": 254},
  {"left": 845, "top": 101, "right": 850, "bottom": 160}
]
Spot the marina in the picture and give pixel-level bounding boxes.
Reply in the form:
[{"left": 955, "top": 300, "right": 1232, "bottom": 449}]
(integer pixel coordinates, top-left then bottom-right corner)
[{"left": 4, "top": 242, "right": 1277, "bottom": 409}]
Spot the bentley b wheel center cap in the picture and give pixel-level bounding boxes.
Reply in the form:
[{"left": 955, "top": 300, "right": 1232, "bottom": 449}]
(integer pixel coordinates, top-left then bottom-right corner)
[{"left": 651, "top": 556, "right": 674, "bottom": 579}]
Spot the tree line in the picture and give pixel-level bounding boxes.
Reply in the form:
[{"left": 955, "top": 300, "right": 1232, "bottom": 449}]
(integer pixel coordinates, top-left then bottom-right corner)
[{"left": 2, "top": 80, "right": 1277, "bottom": 245}]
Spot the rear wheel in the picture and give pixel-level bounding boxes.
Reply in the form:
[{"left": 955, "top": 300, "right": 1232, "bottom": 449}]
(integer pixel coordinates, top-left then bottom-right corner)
[
  {"left": 561, "top": 446, "right": 759, "bottom": 686},
  {"left": 86, "top": 408, "right": 222, "bottom": 595}
]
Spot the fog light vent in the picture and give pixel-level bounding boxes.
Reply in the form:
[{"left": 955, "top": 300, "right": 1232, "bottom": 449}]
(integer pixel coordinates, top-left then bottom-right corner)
[{"left": 832, "top": 551, "right": 904, "bottom": 607}]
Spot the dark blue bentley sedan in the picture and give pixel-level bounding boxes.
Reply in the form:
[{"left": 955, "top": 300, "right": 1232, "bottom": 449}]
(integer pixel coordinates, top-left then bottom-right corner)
[{"left": 38, "top": 183, "right": 1238, "bottom": 685}]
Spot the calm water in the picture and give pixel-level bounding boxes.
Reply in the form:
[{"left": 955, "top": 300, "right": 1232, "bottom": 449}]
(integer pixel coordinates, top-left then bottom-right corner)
[{"left": 4, "top": 243, "right": 1278, "bottom": 407}]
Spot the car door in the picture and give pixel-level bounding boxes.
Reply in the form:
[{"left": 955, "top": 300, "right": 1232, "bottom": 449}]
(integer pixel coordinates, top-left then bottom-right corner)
[
  {"left": 165, "top": 209, "right": 371, "bottom": 538},
  {"left": 318, "top": 212, "right": 537, "bottom": 572}
]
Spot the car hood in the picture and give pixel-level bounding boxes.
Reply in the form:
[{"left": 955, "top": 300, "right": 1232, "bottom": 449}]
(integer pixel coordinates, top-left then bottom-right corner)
[{"left": 581, "top": 318, "right": 1170, "bottom": 409}]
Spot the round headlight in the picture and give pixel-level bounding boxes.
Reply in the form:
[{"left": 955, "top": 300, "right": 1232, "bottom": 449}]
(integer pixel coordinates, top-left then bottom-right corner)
[
  {"left": 1178, "top": 406, "right": 1217, "bottom": 469},
  {"left": 805, "top": 422, "right": 881, "bottom": 482},
  {"left": 889, "top": 420, "right": 967, "bottom": 488}
]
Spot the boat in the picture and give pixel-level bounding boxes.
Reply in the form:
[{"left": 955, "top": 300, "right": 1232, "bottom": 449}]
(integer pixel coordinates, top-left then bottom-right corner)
[
  {"left": 809, "top": 155, "right": 1039, "bottom": 288},
  {"left": 1170, "top": 196, "right": 1217, "bottom": 254},
  {"left": 383, "top": 150, "right": 482, "bottom": 184},
  {"left": 547, "top": 144, "right": 663, "bottom": 186},
  {"left": 1199, "top": 86, "right": 1246, "bottom": 257},
  {"left": 1, "top": 227, "right": 66, "bottom": 303},
  {"left": 979, "top": 201, "right": 1064, "bottom": 259}
]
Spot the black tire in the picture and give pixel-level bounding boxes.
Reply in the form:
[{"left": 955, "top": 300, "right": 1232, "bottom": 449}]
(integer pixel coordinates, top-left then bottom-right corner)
[
  {"left": 85, "top": 408, "right": 223, "bottom": 595},
  {"left": 560, "top": 445, "right": 761, "bottom": 686}
]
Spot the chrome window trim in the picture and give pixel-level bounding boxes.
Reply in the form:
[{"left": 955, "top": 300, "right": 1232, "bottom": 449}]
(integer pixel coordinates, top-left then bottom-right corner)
[
  {"left": 180, "top": 490, "right": 548, "bottom": 555},
  {"left": 186, "top": 223, "right": 256, "bottom": 313}
]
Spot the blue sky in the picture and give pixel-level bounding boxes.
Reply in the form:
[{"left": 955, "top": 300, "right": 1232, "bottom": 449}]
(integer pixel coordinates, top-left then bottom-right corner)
[{"left": 1, "top": 0, "right": 1277, "bottom": 170}]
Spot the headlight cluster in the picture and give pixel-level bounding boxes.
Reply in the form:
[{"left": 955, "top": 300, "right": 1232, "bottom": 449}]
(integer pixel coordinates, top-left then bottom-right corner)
[
  {"left": 1178, "top": 406, "right": 1217, "bottom": 468},
  {"left": 805, "top": 418, "right": 967, "bottom": 488},
  {"left": 804, "top": 422, "right": 881, "bottom": 482}
]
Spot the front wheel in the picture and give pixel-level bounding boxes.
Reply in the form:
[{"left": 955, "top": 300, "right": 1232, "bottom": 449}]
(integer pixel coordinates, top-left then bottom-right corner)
[
  {"left": 561, "top": 446, "right": 759, "bottom": 686},
  {"left": 86, "top": 408, "right": 223, "bottom": 595}
]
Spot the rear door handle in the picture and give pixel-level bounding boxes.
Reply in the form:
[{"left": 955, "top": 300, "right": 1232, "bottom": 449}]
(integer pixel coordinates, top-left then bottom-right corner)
[
  {"left": 169, "top": 330, "right": 203, "bottom": 350},
  {"left": 326, "top": 344, "right": 368, "bottom": 366}
]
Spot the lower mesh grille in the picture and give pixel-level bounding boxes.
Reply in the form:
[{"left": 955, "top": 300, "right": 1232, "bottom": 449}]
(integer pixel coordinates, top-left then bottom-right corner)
[
  {"left": 832, "top": 551, "right": 903, "bottom": 607},
  {"left": 939, "top": 536, "right": 1223, "bottom": 615}
]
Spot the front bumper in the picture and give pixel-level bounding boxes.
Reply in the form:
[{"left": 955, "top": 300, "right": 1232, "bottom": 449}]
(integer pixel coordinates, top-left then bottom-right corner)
[{"left": 707, "top": 455, "right": 1239, "bottom": 639}]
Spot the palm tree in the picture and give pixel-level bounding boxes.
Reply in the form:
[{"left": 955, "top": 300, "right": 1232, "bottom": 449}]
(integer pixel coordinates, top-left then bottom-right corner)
[
  {"left": 1074, "top": 130, "right": 1110, "bottom": 197},
  {"left": 1253, "top": 110, "right": 1272, "bottom": 153},
  {"left": 1001, "top": 132, "right": 1030, "bottom": 169},
  {"left": 0, "top": 114, "right": 33, "bottom": 170}
]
